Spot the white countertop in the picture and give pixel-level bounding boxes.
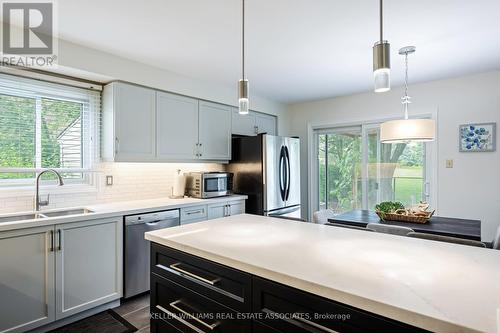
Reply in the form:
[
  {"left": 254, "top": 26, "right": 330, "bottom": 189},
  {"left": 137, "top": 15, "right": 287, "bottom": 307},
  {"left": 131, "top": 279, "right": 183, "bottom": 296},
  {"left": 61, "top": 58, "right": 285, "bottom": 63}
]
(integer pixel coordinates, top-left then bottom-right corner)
[
  {"left": 0, "top": 195, "right": 247, "bottom": 232},
  {"left": 145, "top": 214, "right": 500, "bottom": 333}
]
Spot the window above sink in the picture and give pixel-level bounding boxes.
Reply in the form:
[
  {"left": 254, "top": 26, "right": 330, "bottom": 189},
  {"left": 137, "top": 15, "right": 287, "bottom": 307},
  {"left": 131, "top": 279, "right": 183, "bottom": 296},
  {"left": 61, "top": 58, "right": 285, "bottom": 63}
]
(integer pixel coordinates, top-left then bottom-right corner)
[{"left": 0, "top": 74, "right": 101, "bottom": 189}]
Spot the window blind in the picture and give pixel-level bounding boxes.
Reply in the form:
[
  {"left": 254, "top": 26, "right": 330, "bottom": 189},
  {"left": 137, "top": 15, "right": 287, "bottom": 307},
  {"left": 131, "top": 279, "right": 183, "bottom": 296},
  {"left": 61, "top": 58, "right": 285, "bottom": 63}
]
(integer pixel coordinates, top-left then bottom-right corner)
[{"left": 0, "top": 73, "right": 102, "bottom": 184}]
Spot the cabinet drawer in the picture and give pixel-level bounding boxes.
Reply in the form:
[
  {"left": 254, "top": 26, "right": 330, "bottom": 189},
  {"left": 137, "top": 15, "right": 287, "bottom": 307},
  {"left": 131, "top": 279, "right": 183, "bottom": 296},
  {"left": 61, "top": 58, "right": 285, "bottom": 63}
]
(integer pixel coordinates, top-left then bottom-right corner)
[
  {"left": 253, "top": 277, "right": 429, "bottom": 333},
  {"left": 151, "top": 273, "right": 250, "bottom": 333},
  {"left": 253, "top": 320, "right": 282, "bottom": 332},
  {"left": 180, "top": 205, "right": 208, "bottom": 223},
  {"left": 151, "top": 244, "right": 252, "bottom": 312},
  {"left": 150, "top": 317, "right": 183, "bottom": 333}
]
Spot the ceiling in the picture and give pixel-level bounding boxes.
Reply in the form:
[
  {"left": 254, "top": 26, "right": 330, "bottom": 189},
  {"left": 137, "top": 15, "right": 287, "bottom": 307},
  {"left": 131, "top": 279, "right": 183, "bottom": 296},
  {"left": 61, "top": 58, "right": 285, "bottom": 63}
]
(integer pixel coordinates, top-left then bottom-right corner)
[{"left": 58, "top": 0, "right": 500, "bottom": 104}]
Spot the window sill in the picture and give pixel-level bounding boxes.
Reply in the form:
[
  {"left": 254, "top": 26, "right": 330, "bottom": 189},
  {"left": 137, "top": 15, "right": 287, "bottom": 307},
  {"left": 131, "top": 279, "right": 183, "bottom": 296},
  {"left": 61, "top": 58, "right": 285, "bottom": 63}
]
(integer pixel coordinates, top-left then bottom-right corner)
[{"left": 0, "top": 183, "right": 99, "bottom": 198}]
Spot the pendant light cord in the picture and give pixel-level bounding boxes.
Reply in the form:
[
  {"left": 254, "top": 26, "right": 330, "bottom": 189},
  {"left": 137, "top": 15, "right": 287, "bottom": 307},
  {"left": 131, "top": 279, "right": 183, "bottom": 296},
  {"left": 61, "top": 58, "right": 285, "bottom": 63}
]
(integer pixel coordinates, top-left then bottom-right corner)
[
  {"left": 242, "top": 0, "right": 245, "bottom": 79},
  {"left": 379, "top": 0, "right": 383, "bottom": 42},
  {"left": 403, "top": 51, "right": 410, "bottom": 119}
]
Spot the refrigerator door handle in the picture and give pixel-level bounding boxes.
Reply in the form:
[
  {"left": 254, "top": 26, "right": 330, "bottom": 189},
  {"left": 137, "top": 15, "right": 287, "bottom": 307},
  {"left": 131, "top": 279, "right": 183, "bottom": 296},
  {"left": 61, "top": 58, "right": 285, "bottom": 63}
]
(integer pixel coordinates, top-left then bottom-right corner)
[
  {"left": 284, "top": 146, "right": 291, "bottom": 201},
  {"left": 279, "top": 146, "right": 285, "bottom": 201}
]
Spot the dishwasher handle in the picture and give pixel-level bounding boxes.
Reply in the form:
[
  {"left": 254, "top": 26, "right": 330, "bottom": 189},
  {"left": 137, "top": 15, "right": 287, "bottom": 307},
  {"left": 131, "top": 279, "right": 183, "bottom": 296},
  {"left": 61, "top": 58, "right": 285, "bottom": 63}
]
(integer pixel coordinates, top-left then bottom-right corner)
[{"left": 125, "top": 209, "right": 180, "bottom": 226}]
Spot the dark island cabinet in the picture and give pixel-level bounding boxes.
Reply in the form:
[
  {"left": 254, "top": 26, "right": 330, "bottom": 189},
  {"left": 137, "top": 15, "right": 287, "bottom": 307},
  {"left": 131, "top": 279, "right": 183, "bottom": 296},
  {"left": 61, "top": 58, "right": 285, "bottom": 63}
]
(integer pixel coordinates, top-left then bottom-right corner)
[{"left": 151, "top": 244, "right": 430, "bottom": 333}]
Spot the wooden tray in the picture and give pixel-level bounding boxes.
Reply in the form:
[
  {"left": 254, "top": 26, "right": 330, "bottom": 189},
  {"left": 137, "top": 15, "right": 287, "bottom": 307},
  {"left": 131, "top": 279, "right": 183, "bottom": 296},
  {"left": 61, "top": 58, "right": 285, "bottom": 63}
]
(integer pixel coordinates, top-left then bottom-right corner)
[{"left": 376, "top": 210, "right": 435, "bottom": 224}]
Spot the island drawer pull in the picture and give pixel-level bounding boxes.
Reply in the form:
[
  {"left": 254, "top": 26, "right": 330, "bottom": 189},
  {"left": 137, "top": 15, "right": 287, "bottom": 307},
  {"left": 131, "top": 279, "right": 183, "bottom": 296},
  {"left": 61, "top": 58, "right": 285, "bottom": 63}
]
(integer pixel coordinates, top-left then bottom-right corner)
[
  {"left": 156, "top": 304, "right": 207, "bottom": 333},
  {"left": 169, "top": 299, "right": 220, "bottom": 331},
  {"left": 164, "top": 263, "right": 221, "bottom": 286},
  {"left": 293, "top": 314, "right": 339, "bottom": 333}
]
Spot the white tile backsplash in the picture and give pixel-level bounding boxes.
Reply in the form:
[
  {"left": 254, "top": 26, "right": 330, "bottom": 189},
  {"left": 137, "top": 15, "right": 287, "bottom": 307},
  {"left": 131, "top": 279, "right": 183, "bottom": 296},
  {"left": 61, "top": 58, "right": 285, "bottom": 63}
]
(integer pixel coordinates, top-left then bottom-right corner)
[{"left": 0, "top": 162, "right": 225, "bottom": 213}]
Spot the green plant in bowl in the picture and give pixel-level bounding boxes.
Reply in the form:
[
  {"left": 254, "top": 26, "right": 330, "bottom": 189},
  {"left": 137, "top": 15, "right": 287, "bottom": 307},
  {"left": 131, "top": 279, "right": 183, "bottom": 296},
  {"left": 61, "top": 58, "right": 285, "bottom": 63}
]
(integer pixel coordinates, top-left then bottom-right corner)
[{"left": 375, "top": 201, "right": 405, "bottom": 220}]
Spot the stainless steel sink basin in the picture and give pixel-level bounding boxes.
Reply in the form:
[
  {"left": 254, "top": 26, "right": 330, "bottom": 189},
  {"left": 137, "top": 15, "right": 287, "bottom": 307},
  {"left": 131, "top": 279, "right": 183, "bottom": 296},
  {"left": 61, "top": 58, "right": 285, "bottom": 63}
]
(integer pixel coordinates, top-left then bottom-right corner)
[
  {"left": 0, "top": 208, "right": 94, "bottom": 223},
  {"left": 0, "top": 213, "right": 46, "bottom": 223},
  {"left": 41, "top": 208, "right": 94, "bottom": 217}
]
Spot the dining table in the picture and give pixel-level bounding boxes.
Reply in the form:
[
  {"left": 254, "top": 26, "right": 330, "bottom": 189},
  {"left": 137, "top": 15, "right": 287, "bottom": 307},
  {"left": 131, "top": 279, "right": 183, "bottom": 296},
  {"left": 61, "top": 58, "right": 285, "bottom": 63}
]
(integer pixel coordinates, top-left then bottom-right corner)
[{"left": 327, "top": 210, "right": 481, "bottom": 241}]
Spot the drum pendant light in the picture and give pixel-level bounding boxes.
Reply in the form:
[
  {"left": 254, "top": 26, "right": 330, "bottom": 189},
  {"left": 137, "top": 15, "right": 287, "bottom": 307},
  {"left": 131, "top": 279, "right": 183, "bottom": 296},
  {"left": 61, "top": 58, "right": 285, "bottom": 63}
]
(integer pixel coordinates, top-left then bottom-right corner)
[
  {"left": 380, "top": 46, "right": 436, "bottom": 143},
  {"left": 373, "top": 0, "right": 391, "bottom": 93},
  {"left": 238, "top": 0, "right": 249, "bottom": 115}
]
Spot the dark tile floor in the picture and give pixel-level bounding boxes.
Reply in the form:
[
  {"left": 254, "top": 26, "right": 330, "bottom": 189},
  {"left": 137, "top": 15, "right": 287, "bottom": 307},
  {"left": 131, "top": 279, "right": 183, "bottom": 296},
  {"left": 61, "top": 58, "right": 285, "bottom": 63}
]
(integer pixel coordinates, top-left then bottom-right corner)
[{"left": 114, "top": 293, "right": 150, "bottom": 333}]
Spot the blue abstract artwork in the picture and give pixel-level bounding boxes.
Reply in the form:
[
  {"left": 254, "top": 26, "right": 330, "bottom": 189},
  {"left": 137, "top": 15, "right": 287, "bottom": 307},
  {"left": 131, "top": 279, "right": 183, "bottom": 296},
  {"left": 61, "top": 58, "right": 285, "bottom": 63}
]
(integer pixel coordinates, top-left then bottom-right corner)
[{"left": 459, "top": 123, "right": 496, "bottom": 152}]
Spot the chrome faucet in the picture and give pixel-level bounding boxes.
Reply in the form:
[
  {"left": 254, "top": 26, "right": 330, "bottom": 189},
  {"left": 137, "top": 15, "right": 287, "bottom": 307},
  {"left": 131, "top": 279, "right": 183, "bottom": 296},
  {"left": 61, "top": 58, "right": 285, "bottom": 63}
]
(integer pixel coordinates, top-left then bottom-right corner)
[{"left": 35, "top": 169, "right": 64, "bottom": 211}]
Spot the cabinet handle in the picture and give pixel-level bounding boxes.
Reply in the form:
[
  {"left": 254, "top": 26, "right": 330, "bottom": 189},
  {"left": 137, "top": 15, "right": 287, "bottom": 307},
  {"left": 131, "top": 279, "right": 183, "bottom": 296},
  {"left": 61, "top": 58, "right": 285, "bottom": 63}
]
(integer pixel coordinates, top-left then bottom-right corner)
[
  {"left": 254, "top": 125, "right": 259, "bottom": 134},
  {"left": 115, "top": 137, "right": 119, "bottom": 155},
  {"left": 292, "top": 314, "right": 340, "bottom": 333},
  {"left": 167, "top": 263, "right": 220, "bottom": 286},
  {"left": 228, "top": 204, "right": 232, "bottom": 216},
  {"left": 156, "top": 304, "right": 211, "bottom": 333},
  {"left": 49, "top": 230, "right": 54, "bottom": 252},
  {"left": 186, "top": 209, "right": 203, "bottom": 215},
  {"left": 57, "top": 229, "right": 62, "bottom": 251},
  {"left": 169, "top": 300, "right": 220, "bottom": 331}
]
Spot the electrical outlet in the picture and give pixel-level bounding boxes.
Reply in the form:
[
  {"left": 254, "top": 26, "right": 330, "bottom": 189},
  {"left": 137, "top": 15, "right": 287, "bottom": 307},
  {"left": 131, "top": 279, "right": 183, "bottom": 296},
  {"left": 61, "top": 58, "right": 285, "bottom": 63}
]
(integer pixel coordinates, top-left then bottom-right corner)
[
  {"left": 106, "top": 175, "right": 114, "bottom": 186},
  {"left": 446, "top": 160, "right": 454, "bottom": 168}
]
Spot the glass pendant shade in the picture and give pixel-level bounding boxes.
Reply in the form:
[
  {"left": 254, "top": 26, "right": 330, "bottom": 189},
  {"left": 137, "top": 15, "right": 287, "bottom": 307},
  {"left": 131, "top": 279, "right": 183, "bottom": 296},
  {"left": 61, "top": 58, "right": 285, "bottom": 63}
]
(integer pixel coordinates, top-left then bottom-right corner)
[
  {"left": 373, "top": 41, "right": 391, "bottom": 93},
  {"left": 380, "top": 119, "right": 435, "bottom": 143},
  {"left": 238, "top": 79, "right": 249, "bottom": 115}
]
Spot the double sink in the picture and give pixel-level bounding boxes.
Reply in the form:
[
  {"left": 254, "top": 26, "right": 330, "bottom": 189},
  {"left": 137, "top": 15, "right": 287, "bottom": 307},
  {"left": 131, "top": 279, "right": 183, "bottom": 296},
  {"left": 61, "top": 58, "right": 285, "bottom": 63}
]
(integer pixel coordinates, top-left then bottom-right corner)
[{"left": 0, "top": 208, "right": 94, "bottom": 223}]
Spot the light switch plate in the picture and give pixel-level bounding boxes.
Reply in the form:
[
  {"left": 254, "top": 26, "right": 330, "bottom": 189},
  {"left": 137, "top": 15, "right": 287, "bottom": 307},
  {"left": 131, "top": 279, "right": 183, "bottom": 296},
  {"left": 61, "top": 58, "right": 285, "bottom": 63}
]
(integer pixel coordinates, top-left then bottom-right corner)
[
  {"left": 106, "top": 175, "right": 114, "bottom": 186},
  {"left": 446, "top": 160, "right": 454, "bottom": 168}
]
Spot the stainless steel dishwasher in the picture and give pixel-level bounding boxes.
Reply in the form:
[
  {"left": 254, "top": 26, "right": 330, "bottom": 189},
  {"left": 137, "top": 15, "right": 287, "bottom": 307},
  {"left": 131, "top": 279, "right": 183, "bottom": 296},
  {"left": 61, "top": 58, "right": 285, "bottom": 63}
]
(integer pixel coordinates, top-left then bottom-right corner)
[{"left": 124, "top": 209, "right": 180, "bottom": 298}]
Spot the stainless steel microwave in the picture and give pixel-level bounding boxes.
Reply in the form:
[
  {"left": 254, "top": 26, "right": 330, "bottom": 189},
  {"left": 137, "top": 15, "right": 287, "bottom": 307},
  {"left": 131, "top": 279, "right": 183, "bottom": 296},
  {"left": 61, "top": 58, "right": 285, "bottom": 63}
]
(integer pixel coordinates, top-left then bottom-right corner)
[{"left": 185, "top": 172, "right": 233, "bottom": 198}]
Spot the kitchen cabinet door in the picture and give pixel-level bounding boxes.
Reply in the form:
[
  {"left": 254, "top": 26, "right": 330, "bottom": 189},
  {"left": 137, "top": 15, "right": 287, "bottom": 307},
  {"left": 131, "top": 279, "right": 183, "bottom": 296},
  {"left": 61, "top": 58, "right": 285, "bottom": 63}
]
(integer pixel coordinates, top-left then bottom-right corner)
[
  {"left": 113, "top": 82, "right": 156, "bottom": 161},
  {"left": 199, "top": 101, "right": 232, "bottom": 160},
  {"left": 55, "top": 218, "right": 122, "bottom": 320},
  {"left": 157, "top": 91, "right": 200, "bottom": 160},
  {"left": 255, "top": 112, "right": 277, "bottom": 135},
  {"left": 232, "top": 108, "right": 257, "bottom": 136},
  {"left": 228, "top": 200, "right": 245, "bottom": 216},
  {"left": 0, "top": 226, "right": 55, "bottom": 333},
  {"left": 208, "top": 202, "right": 227, "bottom": 219}
]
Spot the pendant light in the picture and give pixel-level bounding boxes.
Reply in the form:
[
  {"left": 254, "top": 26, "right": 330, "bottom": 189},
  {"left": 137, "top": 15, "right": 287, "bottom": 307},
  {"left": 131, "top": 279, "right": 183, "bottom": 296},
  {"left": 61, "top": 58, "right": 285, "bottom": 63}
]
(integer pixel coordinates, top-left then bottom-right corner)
[
  {"left": 238, "top": 0, "right": 249, "bottom": 115},
  {"left": 380, "top": 46, "right": 435, "bottom": 143},
  {"left": 373, "top": 0, "right": 391, "bottom": 93}
]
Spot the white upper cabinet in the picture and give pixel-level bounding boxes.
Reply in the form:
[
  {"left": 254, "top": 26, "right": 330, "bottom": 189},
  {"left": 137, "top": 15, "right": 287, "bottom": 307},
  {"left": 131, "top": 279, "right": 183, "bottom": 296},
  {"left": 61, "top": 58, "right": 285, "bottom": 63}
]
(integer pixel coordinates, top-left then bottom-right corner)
[
  {"left": 157, "top": 92, "right": 199, "bottom": 160},
  {"left": 231, "top": 109, "right": 277, "bottom": 136},
  {"left": 199, "top": 101, "right": 231, "bottom": 160},
  {"left": 255, "top": 112, "right": 277, "bottom": 135},
  {"left": 102, "top": 82, "right": 156, "bottom": 162},
  {"left": 102, "top": 81, "right": 276, "bottom": 162},
  {"left": 232, "top": 108, "right": 257, "bottom": 136}
]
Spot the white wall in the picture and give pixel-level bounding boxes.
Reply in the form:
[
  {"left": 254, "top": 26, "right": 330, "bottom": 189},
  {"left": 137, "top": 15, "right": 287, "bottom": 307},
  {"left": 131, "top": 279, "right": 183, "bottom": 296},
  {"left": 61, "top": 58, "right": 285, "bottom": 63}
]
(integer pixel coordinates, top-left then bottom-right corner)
[
  {"left": 287, "top": 70, "right": 500, "bottom": 241},
  {"left": 56, "top": 39, "right": 289, "bottom": 135}
]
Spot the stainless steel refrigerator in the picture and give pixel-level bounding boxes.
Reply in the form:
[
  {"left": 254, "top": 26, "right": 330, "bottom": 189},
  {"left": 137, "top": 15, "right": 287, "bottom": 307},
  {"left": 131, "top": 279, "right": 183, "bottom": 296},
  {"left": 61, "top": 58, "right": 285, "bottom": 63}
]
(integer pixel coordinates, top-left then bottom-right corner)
[{"left": 228, "top": 134, "right": 301, "bottom": 218}]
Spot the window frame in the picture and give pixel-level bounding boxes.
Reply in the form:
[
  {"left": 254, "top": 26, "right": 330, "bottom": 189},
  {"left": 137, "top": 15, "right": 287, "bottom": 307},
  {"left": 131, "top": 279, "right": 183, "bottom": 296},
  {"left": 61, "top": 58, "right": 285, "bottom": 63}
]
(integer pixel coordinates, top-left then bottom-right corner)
[{"left": 0, "top": 74, "right": 101, "bottom": 193}]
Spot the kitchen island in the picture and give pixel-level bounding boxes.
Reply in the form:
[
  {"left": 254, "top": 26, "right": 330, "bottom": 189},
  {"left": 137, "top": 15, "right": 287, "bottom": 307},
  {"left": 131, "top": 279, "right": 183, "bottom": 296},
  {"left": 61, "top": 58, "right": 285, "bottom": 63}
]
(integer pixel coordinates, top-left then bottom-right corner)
[{"left": 145, "top": 214, "right": 500, "bottom": 333}]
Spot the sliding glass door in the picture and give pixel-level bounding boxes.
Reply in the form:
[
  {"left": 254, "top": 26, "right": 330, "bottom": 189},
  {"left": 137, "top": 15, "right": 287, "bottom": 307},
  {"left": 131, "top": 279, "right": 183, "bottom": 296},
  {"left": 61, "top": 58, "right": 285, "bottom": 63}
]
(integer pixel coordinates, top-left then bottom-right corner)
[
  {"left": 317, "top": 127, "right": 362, "bottom": 214},
  {"left": 314, "top": 122, "right": 431, "bottom": 215}
]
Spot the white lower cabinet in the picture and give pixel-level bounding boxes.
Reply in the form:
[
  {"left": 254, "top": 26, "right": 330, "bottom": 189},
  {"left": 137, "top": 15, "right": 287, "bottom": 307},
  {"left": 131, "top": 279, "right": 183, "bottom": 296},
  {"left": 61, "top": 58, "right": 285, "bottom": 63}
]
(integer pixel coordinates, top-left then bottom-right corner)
[
  {"left": 208, "top": 200, "right": 246, "bottom": 219},
  {"left": 180, "top": 205, "right": 208, "bottom": 225},
  {"left": 0, "top": 218, "right": 122, "bottom": 332},
  {"left": 0, "top": 226, "right": 55, "bottom": 333},
  {"left": 55, "top": 218, "right": 123, "bottom": 320}
]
